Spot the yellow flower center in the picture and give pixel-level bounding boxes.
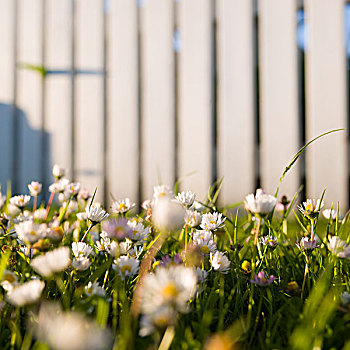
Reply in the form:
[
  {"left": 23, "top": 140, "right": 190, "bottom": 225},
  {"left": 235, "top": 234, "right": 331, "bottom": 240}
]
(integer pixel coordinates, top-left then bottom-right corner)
[
  {"left": 120, "top": 265, "right": 132, "bottom": 275},
  {"left": 3, "top": 273, "right": 16, "bottom": 283},
  {"left": 152, "top": 261, "right": 161, "bottom": 269},
  {"left": 305, "top": 204, "right": 314, "bottom": 215},
  {"left": 155, "top": 315, "right": 170, "bottom": 327},
  {"left": 162, "top": 282, "right": 179, "bottom": 299},
  {"left": 119, "top": 203, "right": 127, "bottom": 211},
  {"left": 200, "top": 245, "right": 210, "bottom": 254},
  {"left": 241, "top": 261, "right": 251, "bottom": 271},
  {"left": 30, "top": 230, "right": 37, "bottom": 236},
  {"left": 158, "top": 192, "right": 166, "bottom": 197},
  {"left": 209, "top": 220, "right": 216, "bottom": 224}
]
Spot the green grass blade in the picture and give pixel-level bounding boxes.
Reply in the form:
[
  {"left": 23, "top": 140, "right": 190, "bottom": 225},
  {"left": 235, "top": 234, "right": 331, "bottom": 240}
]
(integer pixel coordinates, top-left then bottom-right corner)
[{"left": 274, "top": 128, "right": 344, "bottom": 197}]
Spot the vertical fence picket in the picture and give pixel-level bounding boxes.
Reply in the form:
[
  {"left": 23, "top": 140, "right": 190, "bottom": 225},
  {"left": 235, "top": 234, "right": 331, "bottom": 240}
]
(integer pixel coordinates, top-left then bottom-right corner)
[
  {"left": 75, "top": 0, "right": 104, "bottom": 200},
  {"left": 0, "top": 0, "right": 15, "bottom": 190},
  {"left": 45, "top": 0, "right": 73, "bottom": 186},
  {"left": 17, "top": 0, "right": 43, "bottom": 194},
  {"left": 304, "top": 0, "right": 348, "bottom": 208},
  {"left": 216, "top": 0, "right": 255, "bottom": 204},
  {"left": 178, "top": 0, "right": 213, "bottom": 200},
  {"left": 259, "top": 0, "right": 300, "bottom": 199},
  {"left": 107, "top": 0, "right": 139, "bottom": 205},
  {"left": 140, "top": 0, "right": 175, "bottom": 200}
]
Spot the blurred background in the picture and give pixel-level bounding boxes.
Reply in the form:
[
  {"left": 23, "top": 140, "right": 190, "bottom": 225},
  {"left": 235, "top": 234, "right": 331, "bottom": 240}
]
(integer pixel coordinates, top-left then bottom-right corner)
[{"left": 0, "top": 0, "right": 349, "bottom": 209}]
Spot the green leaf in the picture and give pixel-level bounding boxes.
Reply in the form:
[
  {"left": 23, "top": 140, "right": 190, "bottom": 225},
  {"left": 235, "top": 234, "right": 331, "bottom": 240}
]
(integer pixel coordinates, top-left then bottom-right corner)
[
  {"left": 89, "top": 258, "right": 113, "bottom": 283},
  {"left": 96, "top": 298, "right": 110, "bottom": 328},
  {"left": 0, "top": 248, "right": 11, "bottom": 280},
  {"left": 339, "top": 208, "right": 350, "bottom": 241},
  {"left": 89, "top": 187, "right": 98, "bottom": 211},
  {"left": 58, "top": 196, "right": 72, "bottom": 226}
]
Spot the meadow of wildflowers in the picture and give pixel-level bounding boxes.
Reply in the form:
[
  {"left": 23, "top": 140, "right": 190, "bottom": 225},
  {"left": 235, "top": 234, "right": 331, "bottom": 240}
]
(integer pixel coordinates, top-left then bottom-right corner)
[{"left": 1, "top": 136, "right": 350, "bottom": 349}]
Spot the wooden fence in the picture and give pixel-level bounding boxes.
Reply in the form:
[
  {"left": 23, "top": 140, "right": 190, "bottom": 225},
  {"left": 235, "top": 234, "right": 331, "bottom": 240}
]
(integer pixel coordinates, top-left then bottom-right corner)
[{"left": 0, "top": 0, "right": 349, "bottom": 209}]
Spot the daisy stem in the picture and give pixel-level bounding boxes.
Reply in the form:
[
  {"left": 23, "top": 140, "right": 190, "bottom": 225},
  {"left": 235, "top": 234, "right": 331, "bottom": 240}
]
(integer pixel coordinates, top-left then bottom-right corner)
[
  {"left": 334, "top": 258, "right": 339, "bottom": 284},
  {"left": 158, "top": 326, "right": 175, "bottom": 350},
  {"left": 217, "top": 274, "right": 225, "bottom": 331},
  {"left": 249, "top": 289, "right": 264, "bottom": 346},
  {"left": 310, "top": 218, "right": 315, "bottom": 242},
  {"left": 301, "top": 261, "right": 309, "bottom": 300},
  {"left": 254, "top": 216, "right": 262, "bottom": 245},
  {"left": 45, "top": 191, "right": 55, "bottom": 220},
  {"left": 81, "top": 223, "right": 94, "bottom": 242},
  {"left": 33, "top": 196, "right": 37, "bottom": 214},
  {"left": 282, "top": 217, "right": 288, "bottom": 235},
  {"left": 103, "top": 266, "right": 110, "bottom": 289},
  {"left": 185, "top": 225, "right": 188, "bottom": 265}
]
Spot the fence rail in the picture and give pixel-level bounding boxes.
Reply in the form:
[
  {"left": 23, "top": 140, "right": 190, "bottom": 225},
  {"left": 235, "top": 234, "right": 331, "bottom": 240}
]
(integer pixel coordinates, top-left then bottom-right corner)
[{"left": 0, "top": 0, "right": 349, "bottom": 209}]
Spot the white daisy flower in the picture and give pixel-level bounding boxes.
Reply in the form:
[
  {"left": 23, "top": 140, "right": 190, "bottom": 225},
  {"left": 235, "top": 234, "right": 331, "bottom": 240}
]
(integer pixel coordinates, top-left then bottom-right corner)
[
  {"left": 6, "top": 279, "right": 45, "bottom": 307},
  {"left": 7, "top": 203, "right": 21, "bottom": 217},
  {"left": 322, "top": 209, "right": 343, "bottom": 221},
  {"left": 153, "top": 185, "right": 172, "bottom": 200},
  {"left": 64, "top": 182, "right": 81, "bottom": 198},
  {"left": 152, "top": 198, "right": 185, "bottom": 233},
  {"left": 298, "top": 199, "right": 324, "bottom": 219},
  {"left": 113, "top": 256, "right": 140, "bottom": 280},
  {"left": 176, "top": 191, "right": 196, "bottom": 208},
  {"left": 72, "top": 242, "right": 94, "bottom": 258},
  {"left": 28, "top": 181, "right": 42, "bottom": 196},
  {"left": 200, "top": 212, "right": 226, "bottom": 231},
  {"left": 52, "top": 164, "right": 65, "bottom": 179},
  {"left": 1, "top": 270, "right": 18, "bottom": 293},
  {"left": 328, "top": 236, "right": 350, "bottom": 258},
  {"left": 10, "top": 195, "right": 31, "bottom": 209},
  {"left": 49, "top": 178, "right": 70, "bottom": 193},
  {"left": 95, "top": 234, "right": 111, "bottom": 252},
  {"left": 110, "top": 198, "right": 135, "bottom": 214},
  {"left": 106, "top": 240, "right": 120, "bottom": 258},
  {"left": 184, "top": 210, "right": 202, "bottom": 228},
  {"left": 119, "top": 239, "right": 133, "bottom": 254},
  {"left": 340, "top": 291, "right": 350, "bottom": 305},
  {"left": 141, "top": 265, "right": 197, "bottom": 315},
  {"left": 296, "top": 237, "right": 318, "bottom": 252},
  {"left": 192, "top": 230, "right": 217, "bottom": 255},
  {"left": 139, "top": 306, "right": 177, "bottom": 337},
  {"left": 15, "top": 221, "right": 47, "bottom": 243},
  {"left": 85, "top": 281, "right": 106, "bottom": 297},
  {"left": 34, "top": 302, "right": 112, "bottom": 350},
  {"left": 210, "top": 251, "right": 231, "bottom": 273},
  {"left": 86, "top": 204, "right": 109, "bottom": 224},
  {"left": 192, "top": 201, "right": 206, "bottom": 212},
  {"left": 65, "top": 199, "right": 79, "bottom": 213},
  {"left": 33, "top": 208, "right": 47, "bottom": 221},
  {"left": 244, "top": 189, "right": 277, "bottom": 217},
  {"left": 128, "top": 246, "right": 143, "bottom": 259},
  {"left": 76, "top": 212, "right": 88, "bottom": 221},
  {"left": 141, "top": 199, "right": 152, "bottom": 210},
  {"left": 72, "top": 256, "right": 91, "bottom": 271},
  {"left": 127, "top": 220, "right": 150, "bottom": 243},
  {"left": 31, "top": 247, "right": 72, "bottom": 277}
]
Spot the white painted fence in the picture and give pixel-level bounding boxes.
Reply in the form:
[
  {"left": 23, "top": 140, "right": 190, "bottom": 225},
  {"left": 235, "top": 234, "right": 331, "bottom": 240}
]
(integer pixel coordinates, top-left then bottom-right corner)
[{"left": 0, "top": 0, "right": 348, "bottom": 209}]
